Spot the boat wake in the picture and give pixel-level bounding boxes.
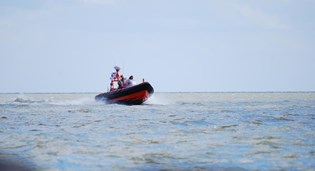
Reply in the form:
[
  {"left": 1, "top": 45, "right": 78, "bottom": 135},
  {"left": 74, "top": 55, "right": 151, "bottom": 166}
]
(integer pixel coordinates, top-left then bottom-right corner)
[
  {"left": 10, "top": 94, "right": 99, "bottom": 106},
  {"left": 50, "top": 97, "right": 98, "bottom": 106},
  {"left": 14, "top": 97, "right": 46, "bottom": 104},
  {"left": 6, "top": 93, "right": 167, "bottom": 106},
  {"left": 13, "top": 94, "right": 52, "bottom": 104}
]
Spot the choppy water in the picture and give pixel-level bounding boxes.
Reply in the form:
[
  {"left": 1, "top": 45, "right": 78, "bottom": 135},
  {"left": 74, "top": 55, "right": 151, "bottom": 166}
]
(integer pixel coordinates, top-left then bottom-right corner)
[{"left": 0, "top": 92, "right": 315, "bottom": 170}]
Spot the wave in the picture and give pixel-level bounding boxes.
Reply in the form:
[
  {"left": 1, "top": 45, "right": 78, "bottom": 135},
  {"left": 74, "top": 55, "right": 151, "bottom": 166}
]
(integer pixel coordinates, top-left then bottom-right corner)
[
  {"left": 14, "top": 97, "right": 50, "bottom": 104},
  {"left": 6, "top": 93, "right": 169, "bottom": 106},
  {"left": 50, "top": 97, "right": 99, "bottom": 106},
  {"left": 13, "top": 94, "right": 52, "bottom": 104},
  {"left": 11, "top": 94, "right": 99, "bottom": 106}
]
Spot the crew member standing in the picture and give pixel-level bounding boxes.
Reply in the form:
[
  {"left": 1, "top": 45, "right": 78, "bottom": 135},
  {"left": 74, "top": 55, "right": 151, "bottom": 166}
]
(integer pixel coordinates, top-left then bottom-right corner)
[
  {"left": 109, "top": 66, "right": 121, "bottom": 91},
  {"left": 114, "top": 66, "right": 121, "bottom": 81}
]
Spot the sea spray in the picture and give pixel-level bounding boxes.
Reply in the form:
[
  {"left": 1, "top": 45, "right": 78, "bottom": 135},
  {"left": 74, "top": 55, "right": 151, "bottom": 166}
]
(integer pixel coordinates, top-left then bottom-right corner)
[{"left": 145, "top": 94, "right": 171, "bottom": 105}]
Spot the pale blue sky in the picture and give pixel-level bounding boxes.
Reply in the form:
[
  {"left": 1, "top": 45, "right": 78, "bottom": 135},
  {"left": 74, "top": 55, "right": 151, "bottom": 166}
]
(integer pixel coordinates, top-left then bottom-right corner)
[{"left": 0, "top": 0, "right": 314, "bottom": 92}]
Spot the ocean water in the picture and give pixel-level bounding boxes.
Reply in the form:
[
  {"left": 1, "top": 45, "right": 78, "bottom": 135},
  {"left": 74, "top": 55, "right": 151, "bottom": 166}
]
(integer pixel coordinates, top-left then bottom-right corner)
[{"left": 0, "top": 92, "right": 315, "bottom": 170}]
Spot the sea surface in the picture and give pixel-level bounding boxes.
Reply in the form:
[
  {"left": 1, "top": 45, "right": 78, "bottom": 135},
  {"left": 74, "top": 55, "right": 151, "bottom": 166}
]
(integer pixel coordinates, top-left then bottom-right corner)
[{"left": 0, "top": 92, "right": 315, "bottom": 171}]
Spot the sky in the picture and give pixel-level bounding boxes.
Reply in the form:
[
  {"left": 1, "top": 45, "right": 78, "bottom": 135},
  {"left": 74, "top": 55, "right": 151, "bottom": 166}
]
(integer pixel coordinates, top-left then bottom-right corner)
[{"left": 0, "top": 0, "right": 314, "bottom": 92}]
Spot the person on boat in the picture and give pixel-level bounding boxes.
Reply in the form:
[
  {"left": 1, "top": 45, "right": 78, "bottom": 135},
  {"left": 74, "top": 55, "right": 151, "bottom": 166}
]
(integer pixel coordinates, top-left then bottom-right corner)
[
  {"left": 113, "top": 66, "right": 121, "bottom": 81},
  {"left": 109, "top": 66, "right": 121, "bottom": 91},
  {"left": 118, "top": 75, "right": 125, "bottom": 89},
  {"left": 125, "top": 75, "right": 136, "bottom": 88}
]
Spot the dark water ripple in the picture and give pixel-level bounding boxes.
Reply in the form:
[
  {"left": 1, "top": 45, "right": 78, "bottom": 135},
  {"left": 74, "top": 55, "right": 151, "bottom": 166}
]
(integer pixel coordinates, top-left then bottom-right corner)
[{"left": 0, "top": 93, "right": 315, "bottom": 170}]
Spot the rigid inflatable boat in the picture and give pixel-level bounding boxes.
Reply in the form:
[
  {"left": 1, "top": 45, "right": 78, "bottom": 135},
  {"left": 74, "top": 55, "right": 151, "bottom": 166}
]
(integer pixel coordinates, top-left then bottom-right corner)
[{"left": 95, "top": 82, "right": 154, "bottom": 105}]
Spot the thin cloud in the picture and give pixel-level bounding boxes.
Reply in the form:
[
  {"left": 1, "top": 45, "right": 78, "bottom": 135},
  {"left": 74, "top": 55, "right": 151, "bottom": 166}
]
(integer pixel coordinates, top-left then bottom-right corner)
[{"left": 238, "top": 4, "right": 288, "bottom": 29}]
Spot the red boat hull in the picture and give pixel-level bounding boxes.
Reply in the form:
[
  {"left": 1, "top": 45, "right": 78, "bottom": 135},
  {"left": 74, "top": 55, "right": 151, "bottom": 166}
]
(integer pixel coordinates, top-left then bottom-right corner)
[{"left": 95, "top": 82, "right": 154, "bottom": 105}]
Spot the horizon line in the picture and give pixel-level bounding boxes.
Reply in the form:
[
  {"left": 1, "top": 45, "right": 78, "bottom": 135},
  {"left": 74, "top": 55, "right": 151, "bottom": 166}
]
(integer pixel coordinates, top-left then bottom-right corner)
[{"left": 0, "top": 91, "right": 315, "bottom": 94}]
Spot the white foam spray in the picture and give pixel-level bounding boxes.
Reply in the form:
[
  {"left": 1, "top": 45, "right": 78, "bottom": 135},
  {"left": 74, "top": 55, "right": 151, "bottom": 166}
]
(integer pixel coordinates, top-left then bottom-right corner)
[{"left": 145, "top": 94, "right": 171, "bottom": 105}]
